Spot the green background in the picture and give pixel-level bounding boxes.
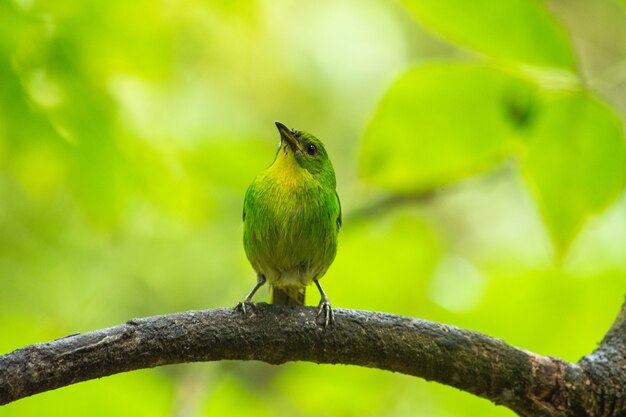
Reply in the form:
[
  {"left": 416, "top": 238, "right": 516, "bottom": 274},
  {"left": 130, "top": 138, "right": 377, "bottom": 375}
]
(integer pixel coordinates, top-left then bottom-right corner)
[{"left": 1, "top": 0, "right": 626, "bottom": 416}]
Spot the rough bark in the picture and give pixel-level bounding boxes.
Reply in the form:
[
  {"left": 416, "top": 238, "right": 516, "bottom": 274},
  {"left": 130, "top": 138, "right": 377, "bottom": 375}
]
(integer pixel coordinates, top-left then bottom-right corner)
[{"left": 1, "top": 302, "right": 625, "bottom": 416}]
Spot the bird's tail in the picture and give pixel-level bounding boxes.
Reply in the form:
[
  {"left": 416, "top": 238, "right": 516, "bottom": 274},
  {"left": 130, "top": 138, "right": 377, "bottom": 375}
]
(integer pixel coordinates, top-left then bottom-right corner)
[{"left": 272, "top": 286, "right": 305, "bottom": 305}]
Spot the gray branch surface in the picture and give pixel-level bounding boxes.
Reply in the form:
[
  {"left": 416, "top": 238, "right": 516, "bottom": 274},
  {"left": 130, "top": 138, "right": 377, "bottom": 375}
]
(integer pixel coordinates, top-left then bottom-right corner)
[{"left": 1, "top": 303, "right": 625, "bottom": 417}]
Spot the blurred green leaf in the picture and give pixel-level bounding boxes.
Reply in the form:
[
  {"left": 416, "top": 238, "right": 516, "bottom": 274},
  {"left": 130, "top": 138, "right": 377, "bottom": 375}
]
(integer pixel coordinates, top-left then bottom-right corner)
[
  {"left": 524, "top": 92, "right": 626, "bottom": 251},
  {"left": 360, "top": 63, "right": 537, "bottom": 192},
  {"left": 402, "top": 0, "right": 576, "bottom": 69}
]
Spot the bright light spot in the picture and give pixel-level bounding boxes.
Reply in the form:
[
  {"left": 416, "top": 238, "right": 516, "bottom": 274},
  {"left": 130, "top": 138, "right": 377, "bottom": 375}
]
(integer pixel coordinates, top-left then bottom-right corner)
[
  {"left": 265, "top": 0, "right": 407, "bottom": 100},
  {"left": 305, "top": 2, "right": 406, "bottom": 92},
  {"left": 26, "top": 69, "right": 64, "bottom": 108},
  {"left": 11, "top": 0, "right": 33, "bottom": 11},
  {"left": 429, "top": 255, "right": 486, "bottom": 313}
]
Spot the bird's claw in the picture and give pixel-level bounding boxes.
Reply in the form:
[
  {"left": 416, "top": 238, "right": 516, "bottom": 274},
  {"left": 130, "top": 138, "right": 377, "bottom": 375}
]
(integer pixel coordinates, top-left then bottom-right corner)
[
  {"left": 316, "top": 300, "right": 335, "bottom": 327},
  {"left": 236, "top": 301, "right": 253, "bottom": 315}
]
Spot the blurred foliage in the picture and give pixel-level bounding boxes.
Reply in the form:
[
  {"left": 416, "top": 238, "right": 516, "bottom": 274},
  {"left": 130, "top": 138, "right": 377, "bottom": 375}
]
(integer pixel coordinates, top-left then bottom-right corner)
[
  {"left": 1, "top": 0, "right": 626, "bottom": 417},
  {"left": 402, "top": 0, "right": 576, "bottom": 68},
  {"left": 360, "top": 63, "right": 537, "bottom": 191},
  {"left": 524, "top": 92, "right": 625, "bottom": 249}
]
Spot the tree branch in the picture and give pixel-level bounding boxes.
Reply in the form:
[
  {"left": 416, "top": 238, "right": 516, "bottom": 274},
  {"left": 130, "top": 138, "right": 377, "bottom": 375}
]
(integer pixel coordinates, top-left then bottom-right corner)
[
  {"left": 1, "top": 304, "right": 625, "bottom": 417},
  {"left": 577, "top": 299, "right": 626, "bottom": 416}
]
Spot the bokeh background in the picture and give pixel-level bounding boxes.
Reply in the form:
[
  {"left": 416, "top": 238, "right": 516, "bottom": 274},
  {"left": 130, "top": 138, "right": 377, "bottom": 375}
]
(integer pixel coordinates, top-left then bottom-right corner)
[{"left": 1, "top": 0, "right": 626, "bottom": 416}]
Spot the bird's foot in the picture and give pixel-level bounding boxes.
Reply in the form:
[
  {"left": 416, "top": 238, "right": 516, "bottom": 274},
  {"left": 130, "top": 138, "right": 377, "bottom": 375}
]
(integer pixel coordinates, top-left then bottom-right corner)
[
  {"left": 236, "top": 300, "right": 253, "bottom": 315},
  {"left": 316, "top": 300, "right": 335, "bottom": 327},
  {"left": 235, "top": 274, "right": 265, "bottom": 316},
  {"left": 236, "top": 274, "right": 266, "bottom": 315}
]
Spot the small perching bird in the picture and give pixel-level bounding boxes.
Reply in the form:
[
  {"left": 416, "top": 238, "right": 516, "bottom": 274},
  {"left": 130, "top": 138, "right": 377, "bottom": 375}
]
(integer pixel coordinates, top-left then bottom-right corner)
[{"left": 238, "top": 121, "right": 341, "bottom": 326}]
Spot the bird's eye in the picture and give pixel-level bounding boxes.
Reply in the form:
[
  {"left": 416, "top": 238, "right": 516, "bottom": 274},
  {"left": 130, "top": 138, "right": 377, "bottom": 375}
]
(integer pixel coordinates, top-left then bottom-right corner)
[{"left": 306, "top": 144, "right": 318, "bottom": 156}]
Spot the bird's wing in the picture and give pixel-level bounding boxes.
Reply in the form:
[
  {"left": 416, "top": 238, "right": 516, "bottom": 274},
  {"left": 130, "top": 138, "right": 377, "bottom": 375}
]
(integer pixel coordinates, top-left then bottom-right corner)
[
  {"left": 335, "top": 190, "right": 342, "bottom": 231},
  {"left": 243, "top": 184, "right": 254, "bottom": 222}
]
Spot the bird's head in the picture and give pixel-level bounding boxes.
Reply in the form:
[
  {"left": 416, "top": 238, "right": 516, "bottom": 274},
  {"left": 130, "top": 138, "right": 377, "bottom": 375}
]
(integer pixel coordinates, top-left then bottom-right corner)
[{"left": 274, "top": 121, "right": 336, "bottom": 187}]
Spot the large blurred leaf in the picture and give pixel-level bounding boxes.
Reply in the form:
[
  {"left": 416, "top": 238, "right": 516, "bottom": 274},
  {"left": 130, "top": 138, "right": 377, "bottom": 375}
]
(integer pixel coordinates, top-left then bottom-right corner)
[
  {"left": 402, "top": 0, "right": 576, "bottom": 69},
  {"left": 524, "top": 92, "right": 626, "bottom": 251},
  {"left": 360, "top": 63, "right": 537, "bottom": 192}
]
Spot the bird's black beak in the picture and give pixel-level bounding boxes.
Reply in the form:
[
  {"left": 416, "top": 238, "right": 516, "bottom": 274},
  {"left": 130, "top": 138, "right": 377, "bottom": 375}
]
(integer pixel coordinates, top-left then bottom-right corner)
[{"left": 275, "top": 121, "right": 302, "bottom": 152}]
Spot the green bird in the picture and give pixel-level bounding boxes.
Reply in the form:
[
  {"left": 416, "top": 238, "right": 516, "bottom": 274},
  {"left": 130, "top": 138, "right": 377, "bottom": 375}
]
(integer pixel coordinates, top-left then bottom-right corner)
[{"left": 238, "top": 121, "right": 341, "bottom": 326}]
